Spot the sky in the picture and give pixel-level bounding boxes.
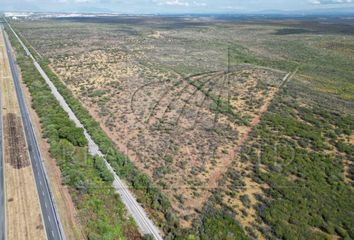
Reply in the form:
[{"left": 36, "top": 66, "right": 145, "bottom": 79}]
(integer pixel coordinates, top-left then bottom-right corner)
[{"left": 1, "top": 0, "right": 354, "bottom": 14}]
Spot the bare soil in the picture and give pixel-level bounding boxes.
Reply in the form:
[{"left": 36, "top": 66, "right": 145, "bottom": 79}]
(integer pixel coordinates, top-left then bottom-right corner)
[
  {"left": 4, "top": 113, "right": 29, "bottom": 169},
  {"left": 52, "top": 55, "right": 285, "bottom": 226}
]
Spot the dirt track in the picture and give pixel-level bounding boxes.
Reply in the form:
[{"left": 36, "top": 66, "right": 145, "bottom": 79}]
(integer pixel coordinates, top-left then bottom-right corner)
[{"left": 0, "top": 30, "right": 45, "bottom": 240}]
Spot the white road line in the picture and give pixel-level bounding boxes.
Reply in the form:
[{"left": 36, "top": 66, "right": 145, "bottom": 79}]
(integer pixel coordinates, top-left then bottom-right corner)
[
  {"left": 4, "top": 20, "right": 65, "bottom": 240},
  {"left": 0, "top": 26, "right": 6, "bottom": 240},
  {"left": 6, "top": 18, "right": 163, "bottom": 240}
]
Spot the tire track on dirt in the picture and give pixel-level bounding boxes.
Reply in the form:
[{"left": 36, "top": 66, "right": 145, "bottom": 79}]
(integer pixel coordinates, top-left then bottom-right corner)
[
  {"left": 208, "top": 72, "right": 229, "bottom": 162},
  {"left": 186, "top": 74, "right": 221, "bottom": 131},
  {"left": 152, "top": 72, "right": 219, "bottom": 127},
  {"left": 206, "top": 70, "right": 296, "bottom": 190},
  {"left": 173, "top": 73, "right": 221, "bottom": 127}
]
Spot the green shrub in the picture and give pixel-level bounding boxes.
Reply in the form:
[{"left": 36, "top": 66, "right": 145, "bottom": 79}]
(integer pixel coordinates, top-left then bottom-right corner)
[{"left": 6, "top": 26, "right": 137, "bottom": 239}]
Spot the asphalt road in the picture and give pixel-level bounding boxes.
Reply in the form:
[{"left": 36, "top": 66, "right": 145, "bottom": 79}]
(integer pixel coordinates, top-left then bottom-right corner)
[
  {"left": 5, "top": 20, "right": 163, "bottom": 240},
  {"left": 0, "top": 26, "right": 5, "bottom": 240},
  {"left": 3, "top": 27, "right": 65, "bottom": 240},
  {"left": 0, "top": 83, "right": 4, "bottom": 240}
]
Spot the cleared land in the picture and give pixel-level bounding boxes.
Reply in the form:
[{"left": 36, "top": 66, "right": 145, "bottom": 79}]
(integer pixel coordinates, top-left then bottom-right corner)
[
  {"left": 0, "top": 29, "right": 45, "bottom": 240},
  {"left": 11, "top": 16, "right": 354, "bottom": 239},
  {"left": 52, "top": 31, "right": 288, "bottom": 227}
]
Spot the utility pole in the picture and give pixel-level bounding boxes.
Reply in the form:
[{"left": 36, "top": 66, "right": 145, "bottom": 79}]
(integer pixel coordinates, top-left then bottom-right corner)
[{"left": 227, "top": 46, "right": 231, "bottom": 73}]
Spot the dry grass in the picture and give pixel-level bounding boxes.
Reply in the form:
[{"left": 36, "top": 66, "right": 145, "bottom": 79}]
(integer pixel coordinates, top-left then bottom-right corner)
[
  {"left": 52, "top": 50, "right": 286, "bottom": 226},
  {"left": 15, "top": 19, "right": 291, "bottom": 227}
]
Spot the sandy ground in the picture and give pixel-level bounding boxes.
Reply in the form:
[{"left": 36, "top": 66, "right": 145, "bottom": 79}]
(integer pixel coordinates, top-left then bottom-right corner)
[
  {"left": 342, "top": 133, "right": 354, "bottom": 186},
  {"left": 0, "top": 30, "right": 45, "bottom": 240},
  {"left": 50, "top": 49, "right": 286, "bottom": 227},
  {"left": 60, "top": 64, "right": 285, "bottom": 227}
]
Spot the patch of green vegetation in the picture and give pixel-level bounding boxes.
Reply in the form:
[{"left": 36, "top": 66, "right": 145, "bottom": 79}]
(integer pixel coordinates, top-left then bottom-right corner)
[
  {"left": 229, "top": 45, "right": 298, "bottom": 72},
  {"left": 185, "top": 201, "right": 249, "bottom": 240},
  {"left": 273, "top": 28, "right": 315, "bottom": 35},
  {"left": 164, "top": 155, "right": 173, "bottom": 163},
  {"left": 229, "top": 38, "right": 354, "bottom": 101},
  {"left": 263, "top": 113, "right": 325, "bottom": 149},
  {"left": 266, "top": 39, "right": 354, "bottom": 100},
  {"left": 94, "top": 156, "right": 114, "bottom": 182},
  {"left": 197, "top": 210, "right": 248, "bottom": 240},
  {"left": 88, "top": 89, "right": 106, "bottom": 98},
  {"left": 249, "top": 85, "right": 354, "bottom": 240},
  {"left": 201, "top": 77, "right": 353, "bottom": 240}
]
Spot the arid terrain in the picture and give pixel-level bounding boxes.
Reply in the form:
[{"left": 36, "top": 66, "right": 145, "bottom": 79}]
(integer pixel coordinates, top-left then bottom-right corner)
[
  {"left": 10, "top": 16, "right": 354, "bottom": 239},
  {"left": 29, "top": 18, "right": 293, "bottom": 227}
]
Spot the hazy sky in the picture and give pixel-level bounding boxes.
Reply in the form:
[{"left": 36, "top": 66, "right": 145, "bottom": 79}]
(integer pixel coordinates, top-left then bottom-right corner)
[{"left": 1, "top": 0, "right": 354, "bottom": 13}]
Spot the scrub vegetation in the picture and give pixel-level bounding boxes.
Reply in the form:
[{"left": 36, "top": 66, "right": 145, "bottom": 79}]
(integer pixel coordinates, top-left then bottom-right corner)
[{"left": 9, "top": 15, "right": 354, "bottom": 239}]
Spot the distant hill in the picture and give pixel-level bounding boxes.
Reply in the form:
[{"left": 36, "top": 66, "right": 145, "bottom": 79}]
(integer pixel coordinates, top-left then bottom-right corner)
[{"left": 257, "top": 7, "right": 354, "bottom": 16}]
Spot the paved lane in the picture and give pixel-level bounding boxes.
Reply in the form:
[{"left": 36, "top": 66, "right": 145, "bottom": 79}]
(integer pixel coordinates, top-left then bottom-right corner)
[
  {"left": 3, "top": 26, "right": 65, "bottom": 240},
  {"left": 0, "top": 25, "right": 5, "bottom": 240}
]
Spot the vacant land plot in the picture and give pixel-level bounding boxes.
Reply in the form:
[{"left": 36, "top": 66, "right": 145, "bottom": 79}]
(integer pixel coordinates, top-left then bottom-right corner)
[
  {"left": 11, "top": 16, "right": 354, "bottom": 239},
  {"left": 0, "top": 30, "right": 45, "bottom": 240},
  {"left": 47, "top": 25, "right": 288, "bottom": 226}
]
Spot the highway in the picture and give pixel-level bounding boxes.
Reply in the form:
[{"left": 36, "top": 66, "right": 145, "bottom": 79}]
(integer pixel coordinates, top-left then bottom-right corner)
[
  {"left": 0, "top": 26, "right": 5, "bottom": 240},
  {"left": 3, "top": 26, "right": 65, "bottom": 240},
  {"left": 0, "top": 81, "right": 4, "bottom": 240},
  {"left": 5, "top": 20, "right": 164, "bottom": 239}
]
